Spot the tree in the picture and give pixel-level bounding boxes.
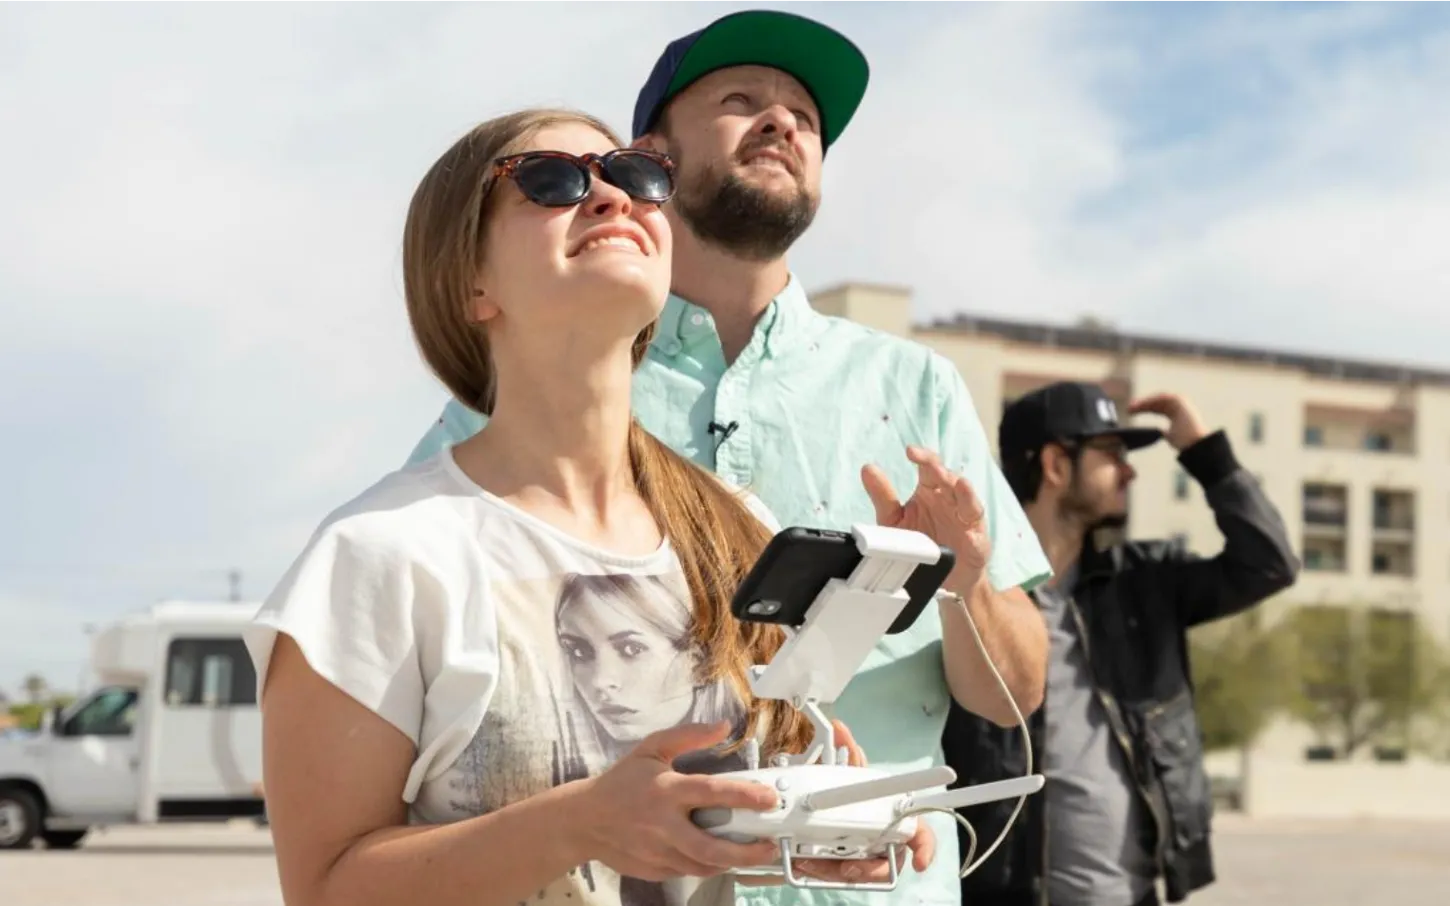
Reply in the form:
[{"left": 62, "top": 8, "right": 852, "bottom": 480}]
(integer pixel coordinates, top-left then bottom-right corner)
[
  {"left": 1283, "top": 604, "right": 1450, "bottom": 758},
  {"left": 1075, "top": 314, "right": 1116, "bottom": 332},
  {"left": 20, "top": 674, "right": 48, "bottom": 705},
  {"left": 1189, "top": 610, "right": 1293, "bottom": 751},
  {"left": 6, "top": 693, "right": 75, "bottom": 731},
  {"left": 7, "top": 702, "right": 47, "bottom": 731}
]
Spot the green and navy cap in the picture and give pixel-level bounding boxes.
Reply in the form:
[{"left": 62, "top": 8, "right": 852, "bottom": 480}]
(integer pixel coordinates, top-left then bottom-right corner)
[{"left": 632, "top": 9, "right": 870, "bottom": 152}]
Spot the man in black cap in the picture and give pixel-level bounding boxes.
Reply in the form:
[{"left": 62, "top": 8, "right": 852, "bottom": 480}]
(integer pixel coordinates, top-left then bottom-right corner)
[
  {"left": 942, "top": 382, "right": 1298, "bottom": 906},
  {"left": 411, "top": 9, "right": 1055, "bottom": 905}
]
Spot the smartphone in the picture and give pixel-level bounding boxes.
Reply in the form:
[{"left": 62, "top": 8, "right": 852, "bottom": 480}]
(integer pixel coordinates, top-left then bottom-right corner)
[{"left": 731, "top": 527, "right": 956, "bottom": 635}]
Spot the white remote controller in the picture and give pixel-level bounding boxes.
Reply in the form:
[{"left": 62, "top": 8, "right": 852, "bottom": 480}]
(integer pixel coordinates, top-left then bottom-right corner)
[
  {"left": 691, "top": 762, "right": 927, "bottom": 860},
  {"left": 690, "top": 740, "right": 1045, "bottom": 890},
  {"left": 695, "top": 524, "right": 1047, "bottom": 892}
]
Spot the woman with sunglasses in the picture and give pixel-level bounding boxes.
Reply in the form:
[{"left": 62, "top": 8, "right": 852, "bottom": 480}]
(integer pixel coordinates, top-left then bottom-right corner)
[{"left": 245, "top": 109, "right": 925, "bottom": 906}]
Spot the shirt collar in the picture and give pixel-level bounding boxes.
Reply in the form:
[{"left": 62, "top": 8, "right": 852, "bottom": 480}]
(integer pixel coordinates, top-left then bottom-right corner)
[{"left": 653, "top": 273, "right": 817, "bottom": 359}]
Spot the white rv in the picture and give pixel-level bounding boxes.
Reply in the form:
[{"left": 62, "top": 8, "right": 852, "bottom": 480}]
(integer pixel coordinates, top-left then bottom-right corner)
[{"left": 0, "top": 601, "right": 266, "bottom": 849}]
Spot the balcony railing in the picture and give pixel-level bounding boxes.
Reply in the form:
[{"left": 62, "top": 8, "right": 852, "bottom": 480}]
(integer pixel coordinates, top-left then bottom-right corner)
[{"left": 1373, "top": 514, "right": 1415, "bottom": 532}]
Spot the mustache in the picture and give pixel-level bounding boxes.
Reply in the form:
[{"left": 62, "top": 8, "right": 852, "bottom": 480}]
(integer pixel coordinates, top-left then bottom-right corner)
[{"left": 735, "top": 138, "right": 801, "bottom": 176}]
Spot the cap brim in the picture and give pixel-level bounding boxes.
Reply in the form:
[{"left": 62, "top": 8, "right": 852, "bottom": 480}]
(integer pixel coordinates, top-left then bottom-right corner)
[
  {"left": 665, "top": 10, "right": 869, "bottom": 149},
  {"left": 1090, "top": 427, "right": 1164, "bottom": 450}
]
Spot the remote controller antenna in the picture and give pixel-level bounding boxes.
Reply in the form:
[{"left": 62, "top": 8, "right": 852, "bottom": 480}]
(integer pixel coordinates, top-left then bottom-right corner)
[{"left": 802, "top": 766, "right": 957, "bottom": 812}]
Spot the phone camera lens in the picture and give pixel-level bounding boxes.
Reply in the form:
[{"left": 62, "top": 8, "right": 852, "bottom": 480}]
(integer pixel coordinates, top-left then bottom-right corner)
[{"left": 747, "top": 600, "right": 782, "bottom": 616}]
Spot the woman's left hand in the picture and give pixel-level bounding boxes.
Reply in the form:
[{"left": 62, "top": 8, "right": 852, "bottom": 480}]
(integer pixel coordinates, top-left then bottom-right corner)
[
  {"left": 828, "top": 718, "right": 867, "bottom": 767},
  {"left": 734, "top": 719, "right": 937, "bottom": 886},
  {"left": 860, "top": 445, "right": 991, "bottom": 596}
]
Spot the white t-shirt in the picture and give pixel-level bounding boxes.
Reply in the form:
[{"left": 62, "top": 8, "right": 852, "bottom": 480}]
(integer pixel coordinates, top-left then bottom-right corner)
[{"left": 244, "top": 450, "right": 780, "bottom": 906}]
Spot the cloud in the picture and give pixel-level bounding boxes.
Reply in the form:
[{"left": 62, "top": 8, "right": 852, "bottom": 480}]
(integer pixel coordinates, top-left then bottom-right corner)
[
  {"left": 2, "top": 2, "right": 1448, "bottom": 684},
  {"left": 0, "top": 0, "right": 787, "bottom": 684},
  {"left": 798, "top": 2, "right": 1450, "bottom": 368},
  {"left": 1103, "top": 15, "right": 1450, "bottom": 364},
  {"left": 798, "top": 2, "right": 1126, "bottom": 319}
]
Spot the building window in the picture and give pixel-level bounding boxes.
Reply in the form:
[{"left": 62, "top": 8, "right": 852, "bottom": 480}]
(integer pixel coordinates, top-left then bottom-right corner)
[
  {"left": 1303, "top": 482, "right": 1348, "bottom": 527},
  {"left": 164, "top": 637, "right": 257, "bottom": 707},
  {"left": 1304, "top": 426, "right": 1324, "bottom": 447},
  {"left": 1249, "top": 412, "right": 1264, "bottom": 443},
  {"left": 1173, "top": 470, "right": 1190, "bottom": 500},
  {"left": 1364, "top": 432, "right": 1392, "bottom": 452}
]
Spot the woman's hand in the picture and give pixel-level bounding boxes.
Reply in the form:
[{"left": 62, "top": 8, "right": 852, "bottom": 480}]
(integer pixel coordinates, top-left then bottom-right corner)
[
  {"left": 826, "top": 716, "right": 867, "bottom": 766},
  {"left": 861, "top": 445, "right": 991, "bottom": 598},
  {"left": 572, "top": 721, "right": 783, "bottom": 881},
  {"left": 738, "top": 719, "right": 937, "bottom": 887}
]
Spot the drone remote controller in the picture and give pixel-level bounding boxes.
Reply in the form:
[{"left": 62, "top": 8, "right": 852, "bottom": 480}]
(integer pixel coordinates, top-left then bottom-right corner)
[
  {"left": 689, "top": 524, "right": 1046, "bottom": 892},
  {"left": 692, "top": 742, "right": 1044, "bottom": 890}
]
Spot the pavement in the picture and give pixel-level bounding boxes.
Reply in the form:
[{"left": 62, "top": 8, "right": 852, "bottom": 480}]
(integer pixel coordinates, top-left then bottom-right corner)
[
  {"left": 4, "top": 823, "right": 282, "bottom": 906},
  {"left": 3, "top": 814, "right": 1448, "bottom": 906},
  {"left": 1188, "top": 813, "right": 1450, "bottom": 906}
]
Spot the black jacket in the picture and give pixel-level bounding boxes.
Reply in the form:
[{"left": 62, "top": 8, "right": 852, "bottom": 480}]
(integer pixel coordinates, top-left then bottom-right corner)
[{"left": 943, "top": 430, "right": 1299, "bottom": 906}]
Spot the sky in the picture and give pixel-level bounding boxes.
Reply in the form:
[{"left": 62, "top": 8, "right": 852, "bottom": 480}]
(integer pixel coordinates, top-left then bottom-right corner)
[{"left": 2, "top": 1, "right": 1448, "bottom": 695}]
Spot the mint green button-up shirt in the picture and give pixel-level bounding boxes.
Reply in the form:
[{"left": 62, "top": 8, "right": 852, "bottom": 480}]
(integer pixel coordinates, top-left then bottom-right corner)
[{"left": 407, "top": 276, "right": 1051, "bottom": 906}]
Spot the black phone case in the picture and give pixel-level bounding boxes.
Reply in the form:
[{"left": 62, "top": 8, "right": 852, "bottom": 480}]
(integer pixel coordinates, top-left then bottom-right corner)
[{"left": 731, "top": 527, "right": 956, "bottom": 635}]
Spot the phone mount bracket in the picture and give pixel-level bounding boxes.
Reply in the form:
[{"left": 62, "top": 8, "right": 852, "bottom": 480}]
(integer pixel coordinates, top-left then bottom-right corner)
[{"left": 744, "top": 523, "right": 946, "bottom": 768}]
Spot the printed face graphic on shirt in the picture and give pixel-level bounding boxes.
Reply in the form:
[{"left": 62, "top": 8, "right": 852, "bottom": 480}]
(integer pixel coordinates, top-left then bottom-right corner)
[
  {"left": 555, "top": 573, "right": 721, "bottom": 748},
  {"left": 419, "top": 566, "right": 749, "bottom": 906}
]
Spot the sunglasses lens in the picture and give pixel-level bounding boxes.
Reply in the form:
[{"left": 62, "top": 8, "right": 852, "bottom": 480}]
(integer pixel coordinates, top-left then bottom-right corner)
[
  {"left": 512, "top": 156, "right": 589, "bottom": 206},
  {"left": 605, "top": 152, "right": 674, "bottom": 203}
]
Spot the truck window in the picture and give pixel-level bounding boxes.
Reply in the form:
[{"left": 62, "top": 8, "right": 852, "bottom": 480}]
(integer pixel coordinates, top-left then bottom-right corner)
[
  {"left": 61, "top": 686, "right": 139, "bottom": 737},
  {"left": 164, "top": 637, "right": 258, "bottom": 707}
]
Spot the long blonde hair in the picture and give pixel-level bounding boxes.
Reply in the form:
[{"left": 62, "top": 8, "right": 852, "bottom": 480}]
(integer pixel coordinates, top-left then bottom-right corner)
[{"left": 401, "top": 108, "right": 812, "bottom": 758}]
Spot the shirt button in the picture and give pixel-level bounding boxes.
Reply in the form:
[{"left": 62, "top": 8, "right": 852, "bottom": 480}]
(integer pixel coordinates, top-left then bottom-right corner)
[
  {"left": 661, "top": 339, "right": 682, "bottom": 356},
  {"left": 690, "top": 312, "right": 706, "bottom": 326}
]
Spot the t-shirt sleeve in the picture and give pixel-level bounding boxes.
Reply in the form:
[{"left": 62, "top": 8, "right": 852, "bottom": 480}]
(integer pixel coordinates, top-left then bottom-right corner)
[
  {"left": 245, "top": 506, "right": 503, "bottom": 804},
  {"left": 932, "top": 358, "right": 1053, "bottom": 594},
  {"left": 244, "top": 522, "right": 430, "bottom": 748}
]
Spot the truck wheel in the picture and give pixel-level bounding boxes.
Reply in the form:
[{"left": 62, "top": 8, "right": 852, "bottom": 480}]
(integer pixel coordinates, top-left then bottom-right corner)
[
  {"left": 42, "top": 829, "right": 89, "bottom": 849},
  {"left": 0, "top": 787, "right": 42, "bottom": 850}
]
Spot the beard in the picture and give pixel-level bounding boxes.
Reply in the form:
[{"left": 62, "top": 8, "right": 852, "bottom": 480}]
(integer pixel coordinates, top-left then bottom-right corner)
[
  {"left": 668, "top": 141, "right": 819, "bottom": 261},
  {"left": 1061, "top": 475, "right": 1129, "bottom": 532}
]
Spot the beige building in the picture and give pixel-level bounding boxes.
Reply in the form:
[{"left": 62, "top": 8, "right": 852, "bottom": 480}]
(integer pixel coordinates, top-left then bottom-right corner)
[{"left": 810, "top": 280, "right": 1450, "bottom": 639}]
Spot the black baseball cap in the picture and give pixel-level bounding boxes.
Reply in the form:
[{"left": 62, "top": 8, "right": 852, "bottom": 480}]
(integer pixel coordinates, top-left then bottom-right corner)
[
  {"left": 631, "top": 9, "right": 870, "bottom": 151},
  {"left": 999, "top": 381, "right": 1163, "bottom": 462}
]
